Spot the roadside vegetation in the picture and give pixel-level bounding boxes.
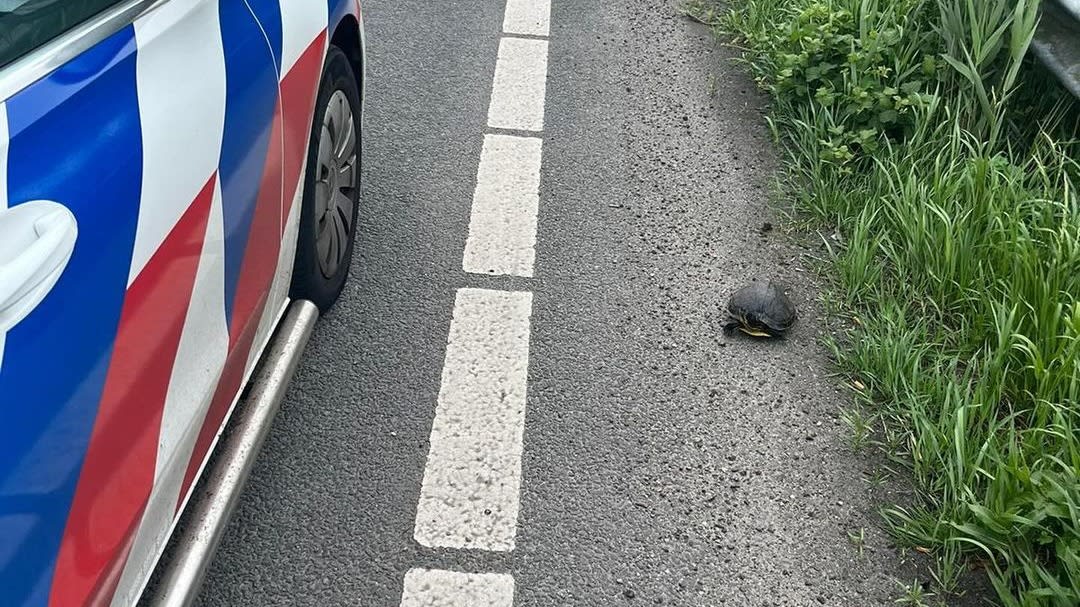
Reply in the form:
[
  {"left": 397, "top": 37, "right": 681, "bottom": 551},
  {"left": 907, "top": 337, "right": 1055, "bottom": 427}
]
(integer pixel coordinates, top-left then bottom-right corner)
[{"left": 685, "top": 0, "right": 1079, "bottom": 605}]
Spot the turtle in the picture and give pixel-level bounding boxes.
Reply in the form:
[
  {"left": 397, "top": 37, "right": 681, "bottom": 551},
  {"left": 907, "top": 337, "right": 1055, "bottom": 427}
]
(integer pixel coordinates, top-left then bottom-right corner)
[{"left": 723, "top": 280, "right": 798, "bottom": 338}]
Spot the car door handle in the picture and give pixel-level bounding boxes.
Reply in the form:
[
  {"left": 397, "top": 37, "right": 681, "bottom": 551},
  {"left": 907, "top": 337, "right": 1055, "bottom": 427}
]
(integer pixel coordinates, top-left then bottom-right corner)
[{"left": 0, "top": 200, "right": 78, "bottom": 333}]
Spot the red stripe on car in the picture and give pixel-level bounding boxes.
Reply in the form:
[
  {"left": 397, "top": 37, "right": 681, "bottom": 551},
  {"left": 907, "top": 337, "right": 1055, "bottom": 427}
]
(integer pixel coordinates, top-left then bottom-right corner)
[
  {"left": 178, "top": 97, "right": 286, "bottom": 508},
  {"left": 48, "top": 175, "right": 217, "bottom": 607},
  {"left": 281, "top": 31, "right": 328, "bottom": 229}
]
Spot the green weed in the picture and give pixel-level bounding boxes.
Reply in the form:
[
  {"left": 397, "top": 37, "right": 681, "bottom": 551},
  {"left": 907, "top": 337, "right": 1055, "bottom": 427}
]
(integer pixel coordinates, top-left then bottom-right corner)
[
  {"left": 850, "top": 526, "right": 869, "bottom": 557},
  {"left": 841, "top": 405, "right": 875, "bottom": 451},
  {"left": 711, "top": 0, "right": 1080, "bottom": 604},
  {"left": 865, "top": 466, "right": 894, "bottom": 488},
  {"left": 895, "top": 578, "right": 940, "bottom": 606}
]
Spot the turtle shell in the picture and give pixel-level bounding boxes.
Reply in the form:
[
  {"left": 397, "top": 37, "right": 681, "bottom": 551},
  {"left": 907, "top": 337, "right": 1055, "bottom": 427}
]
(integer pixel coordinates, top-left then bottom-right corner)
[{"left": 726, "top": 280, "right": 798, "bottom": 336}]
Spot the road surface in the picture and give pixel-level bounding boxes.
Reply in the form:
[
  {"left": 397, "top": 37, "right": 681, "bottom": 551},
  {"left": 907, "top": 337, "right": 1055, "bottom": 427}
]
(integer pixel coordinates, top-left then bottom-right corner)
[{"left": 194, "top": 0, "right": 918, "bottom": 604}]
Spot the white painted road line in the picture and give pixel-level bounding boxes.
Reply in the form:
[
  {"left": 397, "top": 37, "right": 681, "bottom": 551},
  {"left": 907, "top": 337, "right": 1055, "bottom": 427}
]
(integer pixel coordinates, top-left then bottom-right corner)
[
  {"left": 414, "top": 288, "right": 533, "bottom": 551},
  {"left": 462, "top": 134, "right": 542, "bottom": 277},
  {"left": 400, "top": 569, "right": 515, "bottom": 607},
  {"left": 502, "top": 0, "right": 551, "bottom": 37},
  {"left": 487, "top": 37, "right": 548, "bottom": 132}
]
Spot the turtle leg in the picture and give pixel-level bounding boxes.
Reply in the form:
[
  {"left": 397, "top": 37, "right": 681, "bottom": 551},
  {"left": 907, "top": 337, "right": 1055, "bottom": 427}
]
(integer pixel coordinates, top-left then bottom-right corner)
[{"left": 722, "top": 317, "right": 738, "bottom": 335}]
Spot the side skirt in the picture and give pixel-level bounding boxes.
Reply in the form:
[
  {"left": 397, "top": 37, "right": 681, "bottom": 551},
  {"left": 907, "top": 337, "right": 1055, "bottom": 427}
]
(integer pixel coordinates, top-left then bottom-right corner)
[{"left": 142, "top": 299, "right": 320, "bottom": 607}]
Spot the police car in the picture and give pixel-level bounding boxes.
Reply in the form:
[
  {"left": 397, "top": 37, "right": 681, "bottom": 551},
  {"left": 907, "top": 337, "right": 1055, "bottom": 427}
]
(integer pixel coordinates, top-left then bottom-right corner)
[{"left": 0, "top": 1, "right": 364, "bottom": 605}]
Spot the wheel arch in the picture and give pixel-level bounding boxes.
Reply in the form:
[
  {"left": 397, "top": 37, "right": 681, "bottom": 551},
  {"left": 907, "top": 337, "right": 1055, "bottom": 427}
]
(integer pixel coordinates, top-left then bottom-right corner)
[{"left": 329, "top": 13, "right": 364, "bottom": 103}]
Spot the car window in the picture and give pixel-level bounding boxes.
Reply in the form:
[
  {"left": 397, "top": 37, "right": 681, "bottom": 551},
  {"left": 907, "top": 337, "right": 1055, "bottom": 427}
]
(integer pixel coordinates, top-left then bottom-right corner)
[{"left": 0, "top": 0, "right": 129, "bottom": 70}]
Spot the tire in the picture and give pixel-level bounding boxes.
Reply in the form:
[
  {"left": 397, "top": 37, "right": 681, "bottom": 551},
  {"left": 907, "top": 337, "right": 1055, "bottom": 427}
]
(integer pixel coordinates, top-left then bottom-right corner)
[{"left": 290, "top": 45, "right": 362, "bottom": 311}]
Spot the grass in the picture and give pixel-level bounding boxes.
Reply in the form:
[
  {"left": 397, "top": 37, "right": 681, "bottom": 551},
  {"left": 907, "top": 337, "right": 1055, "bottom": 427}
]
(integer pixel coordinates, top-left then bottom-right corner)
[
  {"left": 896, "top": 578, "right": 941, "bottom": 606},
  {"left": 841, "top": 405, "right": 874, "bottom": 451},
  {"left": 866, "top": 466, "right": 895, "bottom": 488},
  {"left": 850, "top": 526, "right": 869, "bottom": 557},
  {"left": 686, "top": 0, "right": 1080, "bottom": 605}
]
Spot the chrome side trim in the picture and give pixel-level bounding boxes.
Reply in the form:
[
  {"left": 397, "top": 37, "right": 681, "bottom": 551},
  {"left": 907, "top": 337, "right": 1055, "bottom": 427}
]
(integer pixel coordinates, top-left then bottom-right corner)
[
  {"left": 0, "top": 0, "right": 166, "bottom": 101},
  {"left": 144, "top": 300, "right": 320, "bottom": 607}
]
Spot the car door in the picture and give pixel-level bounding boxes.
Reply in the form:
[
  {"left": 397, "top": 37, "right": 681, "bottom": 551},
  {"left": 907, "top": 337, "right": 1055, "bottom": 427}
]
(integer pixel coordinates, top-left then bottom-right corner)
[
  {"left": 0, "top": 1, "right": 281, "bottom": 605},
  {"left": 0, "top": 6, "right": 151, "bottom": 605}
]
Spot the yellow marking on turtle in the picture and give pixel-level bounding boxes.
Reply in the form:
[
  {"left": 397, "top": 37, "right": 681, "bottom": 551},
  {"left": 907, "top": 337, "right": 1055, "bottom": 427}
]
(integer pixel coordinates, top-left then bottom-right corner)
[{"left": 738, "top": 326, "right": 772, "bottom": 338}]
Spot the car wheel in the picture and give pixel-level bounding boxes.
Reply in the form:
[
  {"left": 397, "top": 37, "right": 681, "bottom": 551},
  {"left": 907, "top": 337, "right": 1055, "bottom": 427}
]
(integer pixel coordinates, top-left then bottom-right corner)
[{"left": 291, "top": 45, "right": 361, "bottom": 311}]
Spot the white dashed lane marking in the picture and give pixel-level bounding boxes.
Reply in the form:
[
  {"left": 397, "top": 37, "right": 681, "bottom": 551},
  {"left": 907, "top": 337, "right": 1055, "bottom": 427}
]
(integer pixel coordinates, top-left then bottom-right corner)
[
  {"left": 400, "top": 569, "right": 515, "bottom": 607},
  {"left": 404, "top": 0, "right": 551, "bottom": 599},
  {"left": 502, "top": 0, "right": 551, "bottom": 36},
  {"left": 413, "top": 288, "right": 533, "bottom": 551},
  {"left": 487, "top": 37, "right": 549, "bottom": 132},
  {"left": 462, "top": 134, "right": 542, "bottom": 277}
]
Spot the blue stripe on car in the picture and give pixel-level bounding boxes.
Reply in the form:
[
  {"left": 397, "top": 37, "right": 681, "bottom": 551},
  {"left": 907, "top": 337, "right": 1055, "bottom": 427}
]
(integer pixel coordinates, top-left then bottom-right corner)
[
  {"left": 246, "top": 0, "right": 284, "bottom": 74},
  {"left": 217, "top": 2, "right": 279, "bottom": 323},
  {"left": 329, "top": 0, "right": 352, "bottom": 39},
  {"left": 0, "top": 26, "right": 143, "bottom": 607}
]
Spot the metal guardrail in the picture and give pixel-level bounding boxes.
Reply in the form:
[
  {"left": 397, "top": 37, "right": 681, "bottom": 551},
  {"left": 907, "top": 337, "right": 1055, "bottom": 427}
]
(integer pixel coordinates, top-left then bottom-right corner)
[
  {"left": 1059, "top": 0, "right": 1080, "bottom": 21},
  {"left": 1032, "top": 0, "right": 1080, "bottom": 99}
]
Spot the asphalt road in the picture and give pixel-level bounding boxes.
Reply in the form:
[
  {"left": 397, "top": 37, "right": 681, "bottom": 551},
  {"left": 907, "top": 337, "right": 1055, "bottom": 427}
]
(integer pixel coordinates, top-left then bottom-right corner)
[{"left": 195, "top": 0, "right": 920, "bottom": 604}]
